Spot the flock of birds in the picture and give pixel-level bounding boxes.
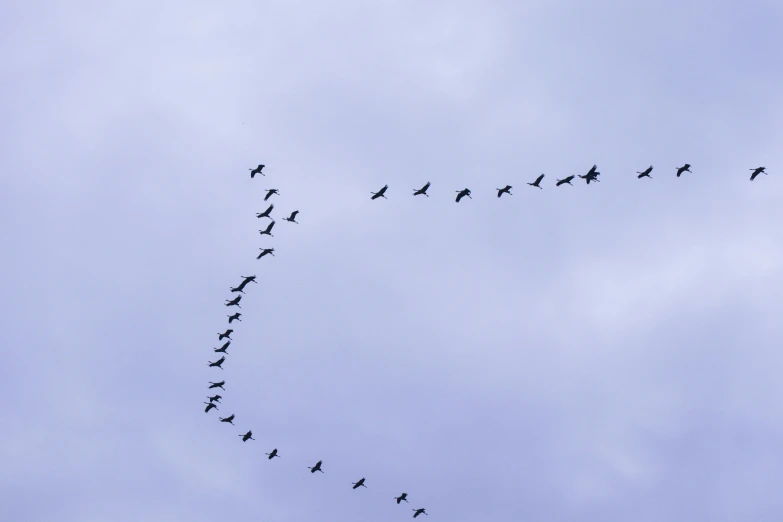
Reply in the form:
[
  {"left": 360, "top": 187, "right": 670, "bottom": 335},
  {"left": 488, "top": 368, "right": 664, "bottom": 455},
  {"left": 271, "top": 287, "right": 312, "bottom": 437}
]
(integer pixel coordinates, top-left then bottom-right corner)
[
  {"left": 203, "top": 163, "right": 429, "bottom": 519},
  {"left": 369, "top": 164, "right": 770, "bottom": 201}
]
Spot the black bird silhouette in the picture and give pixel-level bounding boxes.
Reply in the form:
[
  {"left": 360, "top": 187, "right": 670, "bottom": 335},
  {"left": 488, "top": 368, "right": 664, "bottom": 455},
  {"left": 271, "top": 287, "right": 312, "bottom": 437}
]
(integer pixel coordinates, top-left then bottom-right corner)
[
  {"left": 208, "top": 356, "right": 226, "bottom": 370},
  {"left": 413, "top": 508, "right": 428, "bottom": 518},
  {"left": 225, "top": 295, "right": 242, "bottom": 308},
  {"left": 264, "top": 189, "right": 279, "bottom": 201},
  {"left": 352, "top": 477, "right": 367, "bottom": 489},
  {"left": 204, "top": 402, "right": 218, "bottom": 413},
  {"left": 637, "top": 165, "right": 653, "bottom": 179},
  {"left": 207, "top": 394, "right": 222, "bottom": 403},
  {"left": 214, "top": 341, "right": 230, "bottom": 354},
  {"left": 395, "top": 493, "right": 409, "bottom": 504},
  {"left": 266, "top": 448, "right": 281, "bottom": 460},
  {"left": 556, "top": 175, "right": 575, "bottom": 186},
  {"left": 496, "top": 185, "right": 512, "bottom": 197},
  {"left": 676, "top": 164, "right": 691, "bottom": 177},
  {"left": 250, "top": 165, "right": 265, "bottom": 178},
  {"left": 239, "top": 275, "right": 257, "bottom": 287},
  {"left": 579, "top": 166, "right": 601, "bottom": 184},
  {"left": 218, "top": 329, "right": 233, "bottom": 341},
  {"left": 528, "top": 174, "right": 545, "bottom": 189},
  {"left": 239, "top": 430, "right": 255, "bottom": 442},
  {"left": 259, "top": 221, "right": 275, "bottom": 237},
  {"left": 413, "top": 182, "right": 431, "bottom": 197},
  {"left": 308, "top": 460, "right": 324, "bottom": 473},
  {"left": 229, "top": 285, "right": 246, "bottom": 294},
  {"left": 227, "top": 313, "right": 241, "bottom": 324},
  {"left": 208, "top": 380, "right": 225, "bottom": 390},
  {"left": 256, "top": 204, "right": 274, "bottom": 219},
  {"left": 257, "top": 248, "right": 275, "bottom": 259},
  {"left": 371, "top": 185, "right": 389, "bottom": 200},
  {"left": 455, "top": 188, "right": 472, "bottom": 202},
  {"left": 219, "top": 414, "right": 235, "bottom": 424},
  {"left": 283, "top": 210, "right": 299, "bottom": 223},
  {"left": 750, "top": 167, "right": 767, "bottom": 181}
]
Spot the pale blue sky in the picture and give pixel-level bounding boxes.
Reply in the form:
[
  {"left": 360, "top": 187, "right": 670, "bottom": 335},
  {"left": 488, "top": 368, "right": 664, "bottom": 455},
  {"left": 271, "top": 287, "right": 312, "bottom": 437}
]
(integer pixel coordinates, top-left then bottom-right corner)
[{"left": 1, "top": 1, "right": 782, "bottom": 521}]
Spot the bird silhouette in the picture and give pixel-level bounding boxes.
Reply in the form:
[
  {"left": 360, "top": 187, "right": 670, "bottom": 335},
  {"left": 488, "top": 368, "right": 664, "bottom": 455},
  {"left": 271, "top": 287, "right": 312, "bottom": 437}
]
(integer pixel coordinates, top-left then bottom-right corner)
[
  {"left": 218, "top": 329, "right": 233, "bottom": 341},
  {"left": 227, "top": 313, "right": 241, "bottom": 324},
  {"left": 496, "top": 185, "right": 512, "bottom": 197},
  {"left": 257, "top": 248, "right": 275, "bottom": 259},
  {"left": 676, "top": 164, "right": 691, "bottom": 177},
  {"left": 219, "top": 414, "right": 235, "bottom": 424},
  {"left": 528, "top": 174, "right": 545, "bottom": 189},
  {"left": 750, "top": 166, "right": 767, "bottom": 181},
  {"left": 455, "top": 188, "right": 472, "bottom": 202},
  {"left": 395, "top": 493, "right": 409, "bottom": 504},
  {"left": 250, "top": 165, "right": 265, "bottom": 178},
  {"left": 259, "top": 221, "right": 275, "bottom": 237},
  {"left": 371, "top": 185, "right": 389, "bottom": 200},
  {"left": 264, "top": 189, "right": 279, "bottom": 201},
  {"left": 413, "top": 508, "right": 428, "bottom": 518},
  {"left": 283, "top": 210, "right": 299, "bottom": 223},
  {"left": 637, "top": 165, "right": 653, "bottom": 179},
  {"left": 308, "top": 460, "right": 324, "bottom": 473},
  {"left": 413, "top": 182, "right": 431, "bottom": 197},
  {"left": 266, "top": 448, "right": 281, "bottom": 460},
  {"left": 214, "top": 341, "right": 230, "bottom": 354},
  {"left": 204, "top": 402, "right": 218, "bottom": 413},
  {"left": 207, "top": 394, "right": 222, "bottom": 403},
  {"left": 352, "top": 477, "right": 367, "bottom": 489},
  {"left": 225, "top": 295, "right": 242, "bottom": 308},
  {"left": 256, "top": 203, "right": 274, "bottom": 219},
  {"left": 229, "top": 285, "right": 246, "bottom": 294},
  {"left": 208, "top": 380, "right": 225, "bottom": 390},
  {"left": 208, "top": 356, "right": 226, "bottom": 370},
  {"left": 556, "top": 175, "right": 575, "bottom": 186},
  {"left": 239, "top": 430, "right": 255, "bottom": 442}
]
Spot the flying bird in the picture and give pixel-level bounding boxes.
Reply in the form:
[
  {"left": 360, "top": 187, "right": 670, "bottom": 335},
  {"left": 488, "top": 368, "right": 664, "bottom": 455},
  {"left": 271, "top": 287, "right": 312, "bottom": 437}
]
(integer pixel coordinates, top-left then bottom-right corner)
[
  {"left": 264, "top": 189, "right": 279, "bottom": 201},
  {"left": 214, "top": 341, "right": 230, "bottom": 353},
  {"left": 528, "top": 174, "right": 544, "bottom": 189},
  {"left": 259, "top": 221, "right": 275, "bottom": 237},
  {"left": 308, "top": 460, "right": 324, "bottom": 473},
  {"left": 637, "top": 165, "right": 653, "bottom": 179},
  {"left": 239, "top": 275, "right": 257, "bottom": 287},
  {"left": 579, "top": 166, "right": 600, "bottom": 184},
  {"left": 225, "top": 295, "right": 242, "bottom": 308},
  {"left": 229, "top": 285, "right": 245, "bottom": 294},
  {"left": 219, "top": 414, "right": 235, "bottom": 425},
  {"left": 266, "top": 448, "right": 281, "bottom": 460},
  {"left": 204, "top": 402, "right": 218, "bottom": 413},
  {"left": 496, "top": 185, "right": 512, "bottom": 197},
  {"left": 250, "top": 165, "right": 265, "bottom": 178},
  {"left": 371, "top": 185, "right": 388, "bottom": 200},
  {"left": 556, "top": 175, "right": 575, "bottom": 186},
  {"left": 256, "top": 204, "right": 274, "bottom": 219},
  {"left": 413, "top": 182, "right": 431, "bottom": 197},
  {"left": 352, "top": 477, "right": 367, "bottom": 489},
  {"left": 227, "top": 313, "right": 241, "bottom": 324},
  {"left": 413, "top": 508, "right": 428, "bottom": 518},
  {"left": 208, "top": 381, "right": 226, "bottom": 390},
  {"left": 283, "top": 210, "right": 299, "bottom": 223},
  {"left": 218, "top": 329, "right": 233, "bottom": 341},
  {"left": 207, "top": 394, "right": 222, "bottom": 403},
  {"left": 676, "top": 164, "right": 691, "bottom": 177},
  {"left": 455, "top": 188, "right": 472, "bottom": 202},
  {"left": 750, "top": 166, "right": 767, "bottom": 181},
  {"left": 239, "top": 430, "right": 255, "bottom": 442},
  {"left": 208, "top": 356, "right": 226, "bottom": 369},
  {"left": 395, "top": 493, "right": 409, "bottom": 504},
  {"left": 257, "top": 248, "right": 275, "bottom": 259}
]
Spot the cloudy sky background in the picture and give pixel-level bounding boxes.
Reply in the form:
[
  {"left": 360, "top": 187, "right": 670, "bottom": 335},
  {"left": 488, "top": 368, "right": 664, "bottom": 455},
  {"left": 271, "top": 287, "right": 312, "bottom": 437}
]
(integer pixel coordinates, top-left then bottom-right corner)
[{"left": 2, "top": 1, "right": 783, "bottom": 520}]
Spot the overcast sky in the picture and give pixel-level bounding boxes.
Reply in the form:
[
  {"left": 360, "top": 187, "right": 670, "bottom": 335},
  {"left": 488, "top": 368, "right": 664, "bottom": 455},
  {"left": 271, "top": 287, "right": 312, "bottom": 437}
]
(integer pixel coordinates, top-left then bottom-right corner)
[{"left": 2, "top": 1, "right": 783, "bottom": 521}]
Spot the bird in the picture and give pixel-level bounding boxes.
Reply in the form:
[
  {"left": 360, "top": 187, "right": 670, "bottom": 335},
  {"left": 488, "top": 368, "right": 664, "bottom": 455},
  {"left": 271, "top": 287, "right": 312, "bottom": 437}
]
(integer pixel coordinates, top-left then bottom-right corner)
[
  {"left": 556, "top": 175, "right": 575, "bottom": 186},
  {"left": 214, "top": 341, "right": 230, "bottom": 354},
  {"left": 283, "top": 210, "right": 299, "bottom": 224},
  {"left": 257, "top": 248, "right": 275, "bottom": 259},
  {"left": 239, "top": 275, "right": 257, "bottom": 287},
  {"left": 413, "top": 508, "right": 428, "bottom": 518},
  {"left": 250, "top": 165, "right": 265, "bottom": 178},
  {"left": 204, "top": 402, "right": 218, "bottom": 413},
  {"left": 264, "top": 189, "right": 279, "bottom": 201},
  {"left": 750, "top": 166, "right": 767, "bottom": 181},
  {"left": 256, "top": 204, "right": 274, "bottom": 219},
  {"left": 225, "top": 295, "right": 242, "bottom": 308},
  {"left": 259, "top": 221, "right": 275, "bottom": 237},
  {"left": 207, "top": 394, "right": 222, "bottom": 403},
  {"left": 308, "top": 460, "right": 324, "bottom": 473},
  {"left": 208, "top": 381, "right": 225, "bottom": 390},
  {"left": 239, "top": 430, "right": 255, "bottom": 442},
  {"left": 229, "top": 285, "right": 246, "bottom": 294},
  {"left": 371, "top": 185, "right": 389, "bottom": 200},
  {"left": 579, "top": 166, "right": 601, "bottom": 184},
  {"left": 227, "top": 313, "right": 241, "bottom": 324},
  {"left": 266, "top": 448, "right": 281, "bottom": 460},
  {"left": 496, "top": 185, "right": 512, "bottom": 197},
  {"left": 676, "top": 164, "right": 691, "bottom": 177},
  {"left": 352, "top": 477, "right": 367, "bottom": 489},
  {"left": 395, "top": 493, "right": 409, "bottom": 504},
  {"left": 637, "top": 165, "right": 653, "bottom": 179},
  {"left": 208, "top": 356, "right": 226, "bottom": 370},
  {"left": 528, "top": 174, "right": 545, "bottom": 189},
  {"left": 413, "top": 182, "right": 431, "bottom": 197},
  {"left": 218, "top": 329, "right": 233, "bottom": 341},
  {"left": 219, "top": 414, "right": 235, "bottom": 425},
  {"left": 455, "top": 188, "right": 472, "bottom": 202}
]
